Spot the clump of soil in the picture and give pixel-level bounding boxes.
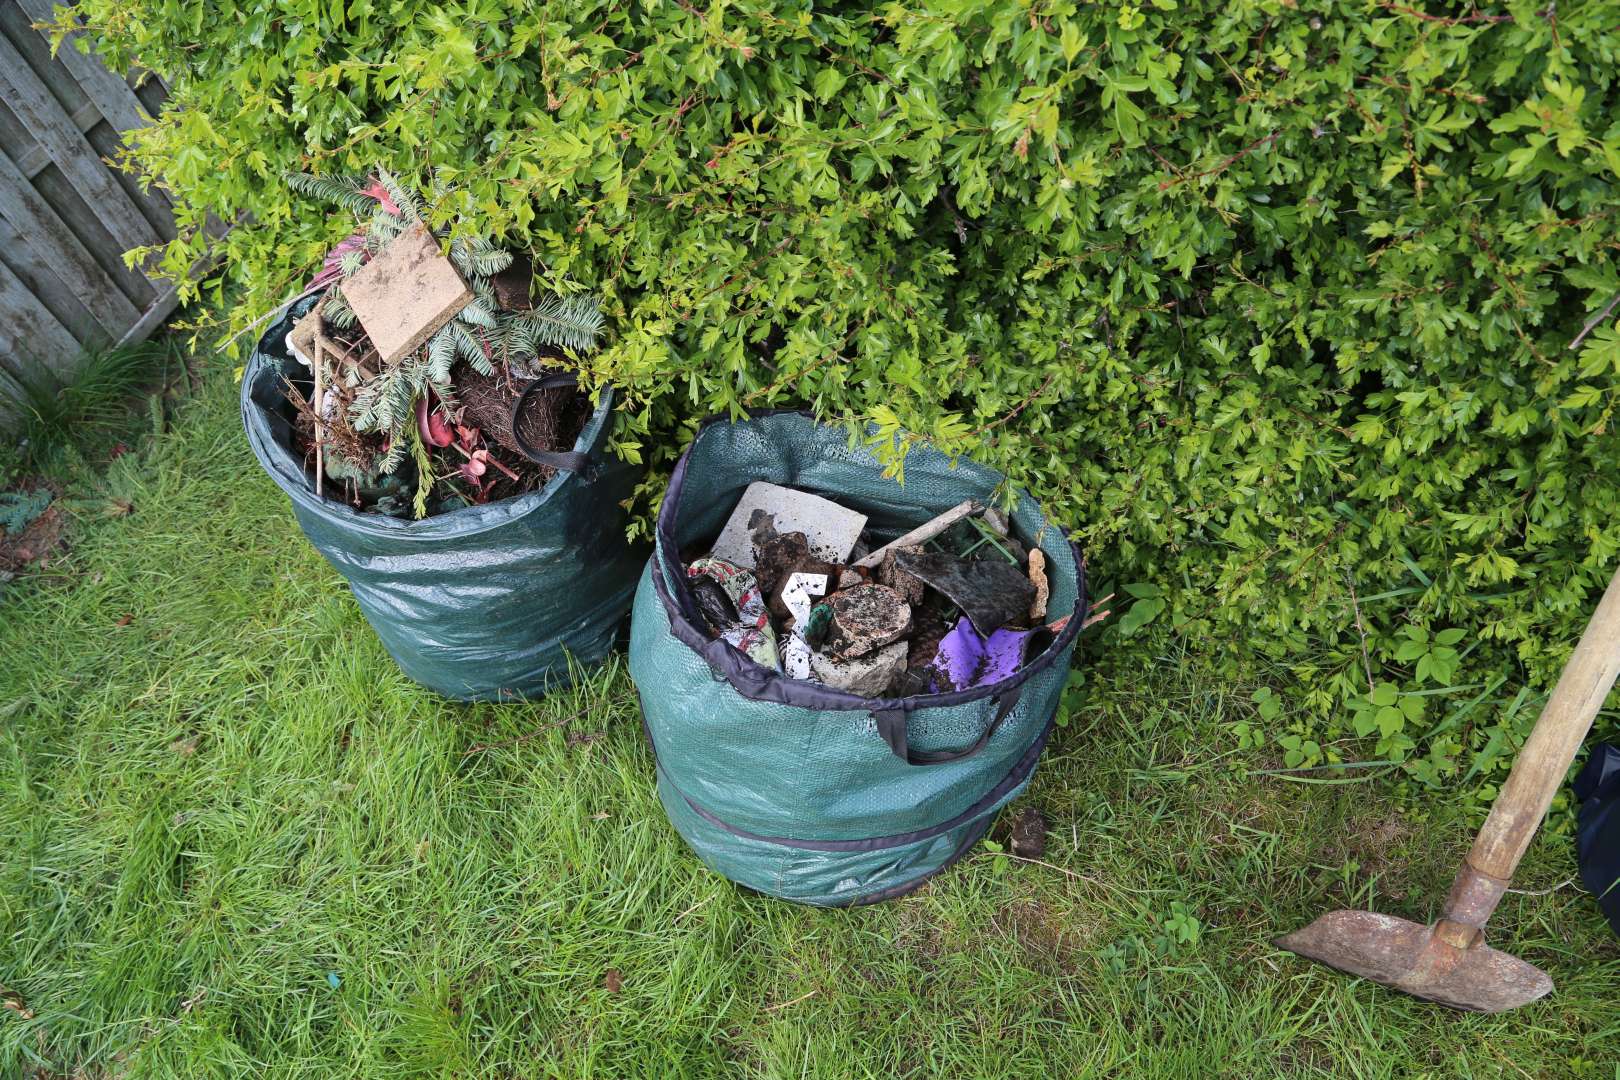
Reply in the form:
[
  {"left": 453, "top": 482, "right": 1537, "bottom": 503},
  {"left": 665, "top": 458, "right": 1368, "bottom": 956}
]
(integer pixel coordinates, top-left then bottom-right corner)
[
  {"left": 1007, "top": 806, "right": 1048, "bottom": 858},
  {"left": 455, "top": 362, "right": 591, "bottom": 484}
]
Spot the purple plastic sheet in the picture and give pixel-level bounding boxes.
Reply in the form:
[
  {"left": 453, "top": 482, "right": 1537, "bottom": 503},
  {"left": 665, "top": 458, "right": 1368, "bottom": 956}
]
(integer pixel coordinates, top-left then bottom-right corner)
[{"left": 929, "top": 617, "right": 1034, "bottom": 691}]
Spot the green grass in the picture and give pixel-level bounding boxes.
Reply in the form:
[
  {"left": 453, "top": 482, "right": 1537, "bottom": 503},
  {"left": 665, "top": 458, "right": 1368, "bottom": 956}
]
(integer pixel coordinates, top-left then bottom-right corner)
[
  {"left": 2, "top": 338, "right": 190, "bottom": 475},
  {"left": 2, "top": 366, "right": 1618, "bottom": 1078}
]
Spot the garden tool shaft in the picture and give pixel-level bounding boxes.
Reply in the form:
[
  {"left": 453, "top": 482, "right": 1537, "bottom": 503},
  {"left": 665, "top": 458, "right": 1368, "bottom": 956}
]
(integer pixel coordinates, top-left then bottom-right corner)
[{"left": 1276, "top": 564, "right": 1620, "bottom": 1012}]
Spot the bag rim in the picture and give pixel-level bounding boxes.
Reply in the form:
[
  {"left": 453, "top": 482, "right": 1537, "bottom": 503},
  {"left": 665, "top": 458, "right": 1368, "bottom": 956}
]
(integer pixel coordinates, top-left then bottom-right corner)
[{"left": 652, "top": 412, "right": 1088, "bottom": 713}]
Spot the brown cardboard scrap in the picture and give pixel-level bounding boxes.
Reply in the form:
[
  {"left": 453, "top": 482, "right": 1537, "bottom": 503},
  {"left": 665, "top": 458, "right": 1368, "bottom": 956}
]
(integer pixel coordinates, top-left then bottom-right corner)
[
  {"left": 339, "top": 222, "right": 473, "bottom": 365},
  {"left": 289, "top": 304, "right": 323, "bottom": 366}
]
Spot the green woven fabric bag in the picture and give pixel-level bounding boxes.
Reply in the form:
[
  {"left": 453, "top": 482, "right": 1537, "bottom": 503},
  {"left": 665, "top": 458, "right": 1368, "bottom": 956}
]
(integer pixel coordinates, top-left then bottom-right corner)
[{"left": 630, "top": 412, "right": 1087, "bottom": 905}]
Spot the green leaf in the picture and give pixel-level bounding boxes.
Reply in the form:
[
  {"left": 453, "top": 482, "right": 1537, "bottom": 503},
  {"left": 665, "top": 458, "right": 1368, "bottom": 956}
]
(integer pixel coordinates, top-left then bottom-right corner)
[
  {"left": 812, "top": 66, "right": 847, "bottom": 103},
  {"left": 1118, "top": 596, "right": 1165, "bottom": 637}
]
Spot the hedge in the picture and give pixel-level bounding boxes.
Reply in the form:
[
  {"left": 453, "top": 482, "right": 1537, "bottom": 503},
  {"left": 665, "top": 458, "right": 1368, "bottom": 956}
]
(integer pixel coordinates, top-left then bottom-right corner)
[{"left": 63, "top": 0, "right": 1620, "bottom": 798}]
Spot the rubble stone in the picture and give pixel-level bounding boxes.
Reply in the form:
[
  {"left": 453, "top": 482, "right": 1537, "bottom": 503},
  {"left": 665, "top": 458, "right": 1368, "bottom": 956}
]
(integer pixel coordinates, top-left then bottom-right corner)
[
  {"left": 825, "top": 584, "right": 911, "bottom": 658},
  {"left": 810, "top": 640, "right": 908, "bottom": 696}
]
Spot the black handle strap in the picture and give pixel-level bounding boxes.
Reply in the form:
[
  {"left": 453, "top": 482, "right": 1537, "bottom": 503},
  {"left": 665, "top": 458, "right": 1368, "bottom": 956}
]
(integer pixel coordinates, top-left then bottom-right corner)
[
  {"left": 874, "top": 687, "right": 1022, "bottom": 766},
  {"left": 510, "top": 372, "right": 595, "bottom": 480}
]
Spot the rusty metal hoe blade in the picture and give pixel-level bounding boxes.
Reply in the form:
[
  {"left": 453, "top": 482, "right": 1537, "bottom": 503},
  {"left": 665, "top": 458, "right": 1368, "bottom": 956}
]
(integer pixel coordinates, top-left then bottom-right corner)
[{"left": 1274, "top": 910, "right": 1551, "bottom": 1014}]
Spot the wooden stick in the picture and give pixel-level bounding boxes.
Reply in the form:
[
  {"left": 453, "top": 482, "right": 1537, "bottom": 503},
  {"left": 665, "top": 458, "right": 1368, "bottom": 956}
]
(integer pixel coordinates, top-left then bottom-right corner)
[
  {"left": 1463, "top": 564, "right": 1620, "bottom": 885},
  {"left": 852, "top": 500, "right": 979, "bottom": 569},
  {"left": 311, "top": 335, "right": 325, "bottom": 497}
]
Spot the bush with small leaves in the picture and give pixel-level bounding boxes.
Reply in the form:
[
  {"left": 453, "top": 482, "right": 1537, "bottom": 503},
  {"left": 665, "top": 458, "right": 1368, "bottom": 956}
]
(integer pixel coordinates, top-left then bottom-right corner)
[{"left": 63, "top": 0, "right": 1620, "bottom": 794}]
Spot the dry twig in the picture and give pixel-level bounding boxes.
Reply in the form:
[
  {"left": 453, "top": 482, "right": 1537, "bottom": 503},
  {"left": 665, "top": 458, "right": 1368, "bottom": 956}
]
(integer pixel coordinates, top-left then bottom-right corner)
[{"left": 462, "top": 710, "right": 584, "bottom": 756}]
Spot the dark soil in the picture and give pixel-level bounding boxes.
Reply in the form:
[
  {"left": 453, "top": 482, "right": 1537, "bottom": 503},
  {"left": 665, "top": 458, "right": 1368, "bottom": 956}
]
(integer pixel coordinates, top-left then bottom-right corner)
[
  {"left": 1007, "top": 807, "right": 1048, "bottom": 859},
  {"left": 751, "top": 525, "right": 841, "bottom": 625},
  {"left": 906, "top": 595, "right": 955, "bottom": 670},
  {"left": 456, "top": 361, "right": 590, "bottom": 481},
  {"left": 491, "top": 256, "right": 537, "bottom": 312}
]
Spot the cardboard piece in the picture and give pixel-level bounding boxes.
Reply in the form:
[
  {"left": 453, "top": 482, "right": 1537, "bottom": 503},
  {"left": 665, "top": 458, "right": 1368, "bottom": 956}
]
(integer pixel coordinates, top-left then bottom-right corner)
[
  {"left": 339, "top": 222, "right": 473, "bottom": 365},
  {"left": 287, "top": 304, "right": 323, "bottom": 369},
  {"left": 710, "top": 482, "right": 867, "bottom": 569}
]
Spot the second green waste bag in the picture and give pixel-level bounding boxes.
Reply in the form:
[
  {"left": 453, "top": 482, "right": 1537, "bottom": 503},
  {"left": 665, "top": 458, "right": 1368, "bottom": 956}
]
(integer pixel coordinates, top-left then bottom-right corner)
[{"left": 629, "top": 412, "right": 1087, "bottom": 905}]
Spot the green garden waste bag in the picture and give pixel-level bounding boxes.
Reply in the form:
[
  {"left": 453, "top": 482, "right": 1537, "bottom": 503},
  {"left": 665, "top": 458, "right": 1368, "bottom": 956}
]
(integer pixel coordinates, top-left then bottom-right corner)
[
  {"left": 629, "top": 412, "right": 1087, "bottom": 905},
  {"left": 242, "top": 298, "right": 646, "bottom": 700}
]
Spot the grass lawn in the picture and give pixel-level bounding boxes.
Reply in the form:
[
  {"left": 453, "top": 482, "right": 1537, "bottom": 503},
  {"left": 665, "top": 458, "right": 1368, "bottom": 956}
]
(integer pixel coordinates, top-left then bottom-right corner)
[{"left": 2, "top": 364, "right": 1618, "bottom": 1078}]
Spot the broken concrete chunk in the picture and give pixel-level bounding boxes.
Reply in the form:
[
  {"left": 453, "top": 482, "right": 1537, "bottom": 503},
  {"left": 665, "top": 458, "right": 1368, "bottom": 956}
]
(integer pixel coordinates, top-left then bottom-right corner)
[
  {"left": 339, "top": 221, "right": 473, "bottom": 365},
  {"left": 825, "top": 584, "right": 911, "bottom": 658},
  {"left": 710, "top": 483, "right": 867, "bottom": 569},
  {"left": 1027, "top": 547, "right": 1049, "bottom": 622},
  {"left": 875, "top": 544, "right": 926, "bottom": 605},
  {"left": 893, "top": 551, "right": 1036, "bottom": 637},
  {"left": 810, "top": 640, "right": 908, "bottom": 696}
]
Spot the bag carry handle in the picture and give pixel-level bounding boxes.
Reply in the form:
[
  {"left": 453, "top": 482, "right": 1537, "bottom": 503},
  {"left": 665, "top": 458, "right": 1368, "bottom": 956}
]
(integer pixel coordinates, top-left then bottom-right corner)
[
  {"left": 873, "top": 687, "right": 1022, "bottom": 767},
  {"left": 510, "top": 372, "right": 596, "bottom": 481}
]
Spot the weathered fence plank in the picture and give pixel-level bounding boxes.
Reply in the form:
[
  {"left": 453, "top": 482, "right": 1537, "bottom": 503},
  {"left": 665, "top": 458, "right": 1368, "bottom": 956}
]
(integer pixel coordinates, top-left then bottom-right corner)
[
  {"left": 0, "top": 213, "right": 107, "bottom": 347},
  {"left": 15, "top": 0, "right": 149, "bottom": 136},
  {"left": 0, "top": 0, "right": 178, "bottom": 419},
  {"left": 0, "top": 254, "right": 79, "bottom": 384},
  {"left": 0, "top": 145, "right": 140, "bottom": 331},
  {"left": 0, "top": 31, "right": 160, "bottom": 254}
]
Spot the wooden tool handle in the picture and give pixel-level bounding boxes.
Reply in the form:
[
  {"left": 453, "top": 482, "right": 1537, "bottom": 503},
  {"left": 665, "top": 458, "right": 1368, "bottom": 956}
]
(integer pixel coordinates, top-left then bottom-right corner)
[{"left": 1467, "top": 564, "right": 1620, "bottom": 881}]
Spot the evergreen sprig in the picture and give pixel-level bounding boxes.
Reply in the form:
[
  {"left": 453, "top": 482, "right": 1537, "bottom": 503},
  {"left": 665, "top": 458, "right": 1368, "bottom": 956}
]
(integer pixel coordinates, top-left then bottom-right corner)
[
  {"left": 281, "top": 169, "right": 602, "bottom": 466},
  {"left": 504, "top": 295, "right": 603, "bottom": 358}
]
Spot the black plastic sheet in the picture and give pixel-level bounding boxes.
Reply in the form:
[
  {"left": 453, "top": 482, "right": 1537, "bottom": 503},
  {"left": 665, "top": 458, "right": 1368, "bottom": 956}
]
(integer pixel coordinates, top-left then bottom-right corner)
[{"left": 1575, "top": 743, "right": 1620, "bottom": 937}]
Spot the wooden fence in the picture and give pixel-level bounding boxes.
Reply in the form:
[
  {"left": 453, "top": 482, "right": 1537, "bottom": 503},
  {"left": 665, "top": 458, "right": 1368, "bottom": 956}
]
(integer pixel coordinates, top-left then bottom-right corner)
[{"left": 0, "top": 0, "right": 176, "bottom": 410}]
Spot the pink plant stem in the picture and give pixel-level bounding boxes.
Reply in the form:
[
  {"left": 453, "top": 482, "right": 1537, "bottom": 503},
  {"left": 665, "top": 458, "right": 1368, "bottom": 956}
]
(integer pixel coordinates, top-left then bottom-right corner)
[{"left": 449, "top": 441, "right": 522, "bottom": 483}]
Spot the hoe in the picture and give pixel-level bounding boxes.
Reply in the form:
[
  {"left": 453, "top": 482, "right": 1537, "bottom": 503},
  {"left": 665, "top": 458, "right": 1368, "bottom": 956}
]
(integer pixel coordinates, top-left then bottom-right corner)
[{"left": 1276, "top": 566, "right": 1620, "bottom": 1012}]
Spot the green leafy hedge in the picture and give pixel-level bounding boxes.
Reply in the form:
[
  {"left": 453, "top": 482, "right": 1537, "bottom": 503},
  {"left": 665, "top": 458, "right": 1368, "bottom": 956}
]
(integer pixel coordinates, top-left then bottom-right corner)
[{"left": 66, "top": 0, "right": 1620, "bottom": 795}]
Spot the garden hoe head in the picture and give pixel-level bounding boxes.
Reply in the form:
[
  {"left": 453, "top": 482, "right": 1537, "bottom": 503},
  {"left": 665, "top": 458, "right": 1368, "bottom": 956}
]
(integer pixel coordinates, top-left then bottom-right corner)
[{"left": 1274, "top": 905, "right": 1552, "bottom": 1014}]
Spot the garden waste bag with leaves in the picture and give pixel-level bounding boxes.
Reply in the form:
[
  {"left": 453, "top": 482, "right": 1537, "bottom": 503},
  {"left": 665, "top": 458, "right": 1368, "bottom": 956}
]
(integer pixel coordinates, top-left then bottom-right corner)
[
  {"left": 242, "top": 299, "right": 646, "bottom": 700},
  {"left": 629, "top": 412, "right": 1087, "bottom": 905}
]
